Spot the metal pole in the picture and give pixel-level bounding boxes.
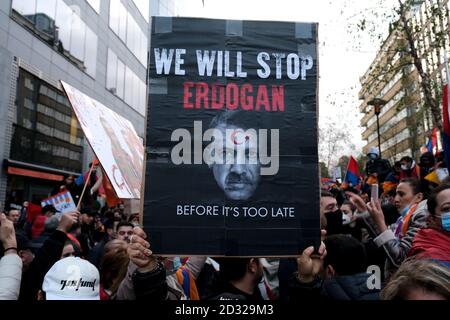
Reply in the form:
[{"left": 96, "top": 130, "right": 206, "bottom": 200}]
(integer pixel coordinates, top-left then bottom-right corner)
[{"left": 376, "top": 113, "right": 382, "bottom": 158}]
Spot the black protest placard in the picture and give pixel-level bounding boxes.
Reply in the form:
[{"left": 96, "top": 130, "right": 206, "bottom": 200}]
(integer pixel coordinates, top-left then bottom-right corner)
[{"left": 145, "top": 17, "right": 320, "bottom": 256}]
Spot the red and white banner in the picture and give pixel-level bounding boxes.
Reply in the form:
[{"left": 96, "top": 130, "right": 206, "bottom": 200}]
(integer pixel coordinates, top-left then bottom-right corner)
[{"left": 61, "top": 81, "right": 144, "bottom": 199}]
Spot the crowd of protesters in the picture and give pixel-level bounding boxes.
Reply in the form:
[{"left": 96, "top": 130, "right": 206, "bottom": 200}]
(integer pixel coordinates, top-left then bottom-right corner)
[{"left": 0, "top": 149, "right": 449, "bottom": 301}]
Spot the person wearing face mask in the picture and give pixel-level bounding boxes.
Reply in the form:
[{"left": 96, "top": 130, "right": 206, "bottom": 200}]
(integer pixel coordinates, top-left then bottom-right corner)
[
  {"left": 418, "top": 152, "right": 436, "bottom": 197},
  {"left": 408, "top": 183, "right": 450, "bottom": 267},
  {"left": 289, "top": 234, "right": 380, "bottom": 300},
  {"left": 320, "top": 191, "right": 345, "bottom": 236},
  {"left": 399, "top": 156, "right": 420, "bottom": 180},
  {"left": 277, "top": 191, "right": 338, "bottom": 301},
  {"left": 365, "top": 147, "right": 392, "bottom": 184},
  {"left": 361, "top": 178, "right": 428, "bottom": 275}
]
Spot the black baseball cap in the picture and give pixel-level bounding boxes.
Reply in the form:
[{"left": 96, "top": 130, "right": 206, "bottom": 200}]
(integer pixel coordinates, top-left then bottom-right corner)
[{"left": 41, "top": 204, "right": 59, "bottom": 214}]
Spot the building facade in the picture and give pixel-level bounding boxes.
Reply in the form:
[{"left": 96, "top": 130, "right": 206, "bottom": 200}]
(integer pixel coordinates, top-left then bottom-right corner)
[
  {"left": 359, "top": 0, "right": 450, "bottom": 163},
  {"left": 0, "top": 0, "right": 149, "bottom": 208}
]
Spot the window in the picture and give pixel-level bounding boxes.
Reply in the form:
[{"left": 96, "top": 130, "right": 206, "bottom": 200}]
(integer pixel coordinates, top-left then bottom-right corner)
[
  {"left": 109, "top": 0, "right": 127, "bottom": 42},
  {"left": 25, "top": 77, "right": 34, "bottom": 91},
  {"left": 117, "top": 59, "right": 125, "bottom": 99},
  {"left": 70, "top": 13, "right": 86, "bottom": 61},
  {"left": 11, "top": 0, "right": 36, "bottom": 24},
  {"left": 84, "top": 26, "right": 98, "bottom": 78},
  {"left": 106, "top": 49, "right": 118, "bottom": 91},
  {"left": 12, "top": 0, "right": 98, "bottom": 78},
  {"left": 24, "top": 98, "right": 34, "bottom": 110},
  {"left": 124, "top": 66, "right": 134, "bottom": 106},
  {"left": 86, "top": 0, "right": 100, "bottom": 13},
  {"left": 132, "top": 0, "right": 149, "bottom": 22},
  {"left": 106, "top": 48, "right": 147, "bottom": 115},
  {"left": 109, "top": 1, "right": 148, "bottom": 66},
  {"left": 11, "top": 69, "right": 84, "bottom": 172},
  {"left": 118, "top": 2, "right": 128, "bottom": 41},
  {"left": 55, "top": 1, "right": 73, "bottom": 52},
  {"left": 109, "top": 0, "right": 120, "bottom": 35},
  {"left": 35, "top": 0, "right": 57, "bottom": 35}
]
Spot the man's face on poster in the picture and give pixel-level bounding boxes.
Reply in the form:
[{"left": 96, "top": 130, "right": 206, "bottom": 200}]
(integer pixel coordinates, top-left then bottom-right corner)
[{"left": 210, "top": 125, "right": 261, "bottom": 201}]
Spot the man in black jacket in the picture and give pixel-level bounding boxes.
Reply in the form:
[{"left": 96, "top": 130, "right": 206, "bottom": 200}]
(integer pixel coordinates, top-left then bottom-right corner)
[
  {"left": 206, "top": 257, "right": 264, "bottom": 301},
  {"left": 18, "top": 211, "right": 79, "bottom": 301},
  {"left": 289, "top": 234, "right": 380, "bottom": 300},
  {"left": 365, "top": 147, "right": 391, "bottom": 183}
]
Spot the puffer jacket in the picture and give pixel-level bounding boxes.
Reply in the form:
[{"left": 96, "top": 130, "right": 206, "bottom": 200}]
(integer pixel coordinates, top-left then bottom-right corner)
[
  {"left": 321, "top": 273, "right": 379, "bottom": 300},
  {"left": 288, "top": 272, "right": 379, "bottom": 300},
  {"left": 361, "top": 200, "right": 428, "bottom": 274}
]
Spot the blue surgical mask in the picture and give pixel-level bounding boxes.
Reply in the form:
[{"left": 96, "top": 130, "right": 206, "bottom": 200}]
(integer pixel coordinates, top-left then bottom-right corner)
[
  {"left": 400, "top": 205, "right": 411, "bottom": 217},
  {"left": 441, "top": 212, "right": 450, "bottom": 232}
]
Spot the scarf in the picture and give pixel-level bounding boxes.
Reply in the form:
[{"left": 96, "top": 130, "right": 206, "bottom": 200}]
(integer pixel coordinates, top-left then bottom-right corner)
[{"left": 408, "top": 228, "right": 450, "bottom": 262}]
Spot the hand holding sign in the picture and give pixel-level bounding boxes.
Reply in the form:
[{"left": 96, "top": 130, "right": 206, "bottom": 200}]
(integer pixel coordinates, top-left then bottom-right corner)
[
  {"left": 128, "top": 226, "right": 158, "bottom": 272},
  {"left": 296, "top": 238, "right": 327, "bottom": 284},
  {"left": 57, "top": 211, "right": 80, "bottom": 233}
]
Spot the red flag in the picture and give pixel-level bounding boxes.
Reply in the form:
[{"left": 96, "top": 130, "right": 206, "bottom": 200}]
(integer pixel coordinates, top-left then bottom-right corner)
[
  {"left": 442, "top": 83, "right": 450, "bottom": 173},
  {"left": 101, "top": 168, "right": 120, "bottom": 207},
  {"left": 431, "top": 127, "right": 437, "bottom": 152},
  {"left": 344, "top": 156, "right": 360, "bottom": 186}
]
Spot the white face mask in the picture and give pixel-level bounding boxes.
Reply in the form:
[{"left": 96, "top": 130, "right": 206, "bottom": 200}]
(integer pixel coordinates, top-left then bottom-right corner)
[
  {"left": 401, "top": 160, "right": 415, "bottom": 171},
  {"left": 342, "top": 213, "right": 351, "bottom": 225}
]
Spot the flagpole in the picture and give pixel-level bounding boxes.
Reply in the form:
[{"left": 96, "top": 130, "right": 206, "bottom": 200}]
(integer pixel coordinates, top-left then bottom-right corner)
[
  {"left": 442, "top": 50, "right": 450, "bottom": 173},
  {"left": 444, "top": 50, "right": 449, "bottom": 83},
  {"left": 343, "top": 159, "right": 349, "bottom": 184},
  {"left": 77, "top": 161, "right": 97, "bottom": 210}
]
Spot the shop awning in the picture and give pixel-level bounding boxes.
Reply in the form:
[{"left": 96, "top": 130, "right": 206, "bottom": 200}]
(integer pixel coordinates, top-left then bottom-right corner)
[
  {"left": 7, "top": 166, "right": 63, "bottom": 181},
  {"left": 3, "top": 159, "right": 79, "bottom": 181}
]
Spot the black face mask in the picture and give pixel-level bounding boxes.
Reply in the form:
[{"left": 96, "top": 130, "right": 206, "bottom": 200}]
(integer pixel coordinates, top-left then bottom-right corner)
[{"left": 324, "top": 209, "right": 344, "bottom": 236}]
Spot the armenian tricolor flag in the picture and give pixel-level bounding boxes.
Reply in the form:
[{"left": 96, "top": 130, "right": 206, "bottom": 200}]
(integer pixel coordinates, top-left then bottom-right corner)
[
  {"left": 344, "top": 156, "right": 359, "bottom": 187},
  {"left": 426, "top": 127, "right": 437, "bottom": 154}
]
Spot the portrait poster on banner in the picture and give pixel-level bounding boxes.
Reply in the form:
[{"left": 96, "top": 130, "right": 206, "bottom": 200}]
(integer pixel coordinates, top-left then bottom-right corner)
[
  {"left": 61, "top": 81, "right": 144, "bottom": 199},
  {"left": 145, "top": 17, "right": 320, "bottom": 256}
]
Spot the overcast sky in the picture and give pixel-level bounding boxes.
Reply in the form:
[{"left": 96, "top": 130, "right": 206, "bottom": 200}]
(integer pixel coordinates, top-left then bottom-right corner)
[{"left": 172, "top": 0, "right": 398, "bottom": 161}]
